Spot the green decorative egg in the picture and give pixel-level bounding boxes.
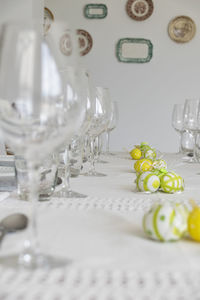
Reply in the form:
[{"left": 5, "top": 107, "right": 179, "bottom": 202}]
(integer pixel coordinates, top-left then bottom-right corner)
[
  {"left": 152, "top": 159, "right": 167, "bottom": 170},
  {"left": 143, "top": 202, "right": 188, "bottom": 242},
  {"left": 160, "top": 171, "right": 184, "bottom": 193},
  {"left": 136, "top": 171, "right": 160, "bottom": 193},
  {"left": 143, "top": 148, "right": 156, "bottom": 160}
]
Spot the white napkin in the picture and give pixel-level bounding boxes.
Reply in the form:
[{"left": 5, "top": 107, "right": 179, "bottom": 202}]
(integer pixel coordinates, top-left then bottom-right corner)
[
  {"left": 0, "top": 155, "right": 14, "bottom": 167},
  {"left": 0, "top": 165, "right": 16, "bottom": 192}
]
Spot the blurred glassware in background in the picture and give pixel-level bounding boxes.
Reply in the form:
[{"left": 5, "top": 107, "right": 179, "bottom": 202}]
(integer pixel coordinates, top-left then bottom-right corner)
[
  {"left": 171, "top": 103, "right": 184, "bottom": 154},
  {"left": 69, "top": 136, "right": 83, "bottom": 177},
  {"left": 84, "top": 86, "right": 112, "bottom": 177},
  {"left": 105, "top": 101, "right": 119, "bottom": 155},
  {"left": 182, "top": 98, "right": 200, "bottom": 162},
  {"left": 15, "top": 154, "right": 58, "bottom": 201},
  {"left": 180, "top": 130, "right": 195, "bottom": 160},
  {"left": 53, "top": 67, "right": 92, "bottom": 199},
  {"left": 0, "top": 20, "right": 83, "bottom": 269}
]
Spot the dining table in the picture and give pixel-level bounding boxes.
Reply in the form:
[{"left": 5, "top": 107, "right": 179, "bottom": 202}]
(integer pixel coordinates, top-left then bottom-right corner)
[{"left": 0, "top": 151, "right": 200, "bottom": 300}]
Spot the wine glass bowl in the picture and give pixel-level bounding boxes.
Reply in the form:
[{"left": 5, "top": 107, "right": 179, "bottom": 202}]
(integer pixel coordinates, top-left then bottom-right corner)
[
  {"left": 84, "top": 86, "right": 112, "bottom": 177},
  {"left": 182, "top": 98, "right": 200, "bottom": 162},
  {"left": 53, "top": 67, "right": 90, "bottom": 199},
  {"left": 171, "top": 103, "right": 184, "bottom": 155},
  {"left": 0, "top": 21, "right": 82, "bottom": 269},
  {"left": 105, "top": 101, "right": 119, "bottom": 155},
  {"left": 172, "top": 103, "right": 184, "bottom": 133},
  {"left": 183, "top": 99, "right": 200, "bottom": 132}
]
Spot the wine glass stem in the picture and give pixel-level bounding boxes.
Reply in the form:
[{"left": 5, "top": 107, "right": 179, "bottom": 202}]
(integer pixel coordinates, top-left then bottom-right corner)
[
  {"left": 106, "top": 131, "right": 110, "bottom": 154},
  {"left": 178, "top": 132, "right": 182, "bottom": 154},
  {"left": 19, "top": 162, "right": 40, "bottom": 268},
  {"left": 30, "top": 165, "right": 39, "bottom": 245},
  {"left": 63, "top": 146, "right": 72, "bottom": 193},
  {"left": 89, "top": 137, "right": 96, "bottom": 174}
]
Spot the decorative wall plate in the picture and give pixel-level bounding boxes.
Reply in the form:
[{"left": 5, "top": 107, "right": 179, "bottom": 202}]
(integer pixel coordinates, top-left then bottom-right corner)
[
  {"left": 168, "top": 16, "right": 196, "bottom": 43},
  {"left": 116, "top": 38, "right": 153, "bottom": 63},
  {"left": 77, "top": 29, "right": 93, "bottom": 56},
  {"left": 59, "top": 31, "right": 72, "bottom": 56},
  {"left": 44, "top": 7, "right": 54, "bottom": 34},
  {"left": 84, "top": 4, "right": 107, "bottom": 19},
  {"left": 126, "top": 0, "right": 153, "bottom": 21}
]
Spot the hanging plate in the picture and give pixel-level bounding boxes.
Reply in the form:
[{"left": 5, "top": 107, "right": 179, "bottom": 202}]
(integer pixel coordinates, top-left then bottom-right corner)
[
  {"left": 44, "top": 7, "right": 54, "bottom": 34},
  {"left": 77, "top": 29, "right": 93, "bottom": 56},
  {"left": 168, "top": 16, "right": 196, "bottom": 43},
  {"left": 126, "top": 0, "right": 154, "bottom": 21}
]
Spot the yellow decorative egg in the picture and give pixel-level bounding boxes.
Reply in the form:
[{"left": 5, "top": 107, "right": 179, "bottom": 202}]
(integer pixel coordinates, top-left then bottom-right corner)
[
  {"left": 130, "top": 148, "right": 142, "bottom": 160},
  {"left": 134, "top": 159, "right": 152, "bottom": 173},
  {"left": 188, "top": 205, "right": 200, "bottom": 242}
]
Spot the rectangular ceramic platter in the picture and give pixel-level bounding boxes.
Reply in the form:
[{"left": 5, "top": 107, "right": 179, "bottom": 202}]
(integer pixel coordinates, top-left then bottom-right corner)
[
  {"left": 84, "top": 4, "right": 107, "bottom": 19},
  {"left": 116, "top": 38, "right": 153, "bottom": 63}
]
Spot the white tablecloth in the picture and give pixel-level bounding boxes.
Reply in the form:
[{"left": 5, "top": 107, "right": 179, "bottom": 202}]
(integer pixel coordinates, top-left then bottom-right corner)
[{"left": 0, "top": 152, "right": 200, "bottom": 299}]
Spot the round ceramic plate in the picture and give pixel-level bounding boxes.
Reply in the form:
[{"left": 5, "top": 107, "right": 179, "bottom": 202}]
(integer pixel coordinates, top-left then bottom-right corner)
[
  {"left": 168, "top": 16, "right": 196, "bottom": 43},
  {"left": 59, "top": 31, "right": 72, "bottom": 56},
  {"left": 77, "top": 29, "right": 93, "bottom": 56},
  {"left": 44, "top": 7, "right": 54, "bottom": 34},
  {"left": 126, "top": 0, "right": 154, "bottom": 21}
]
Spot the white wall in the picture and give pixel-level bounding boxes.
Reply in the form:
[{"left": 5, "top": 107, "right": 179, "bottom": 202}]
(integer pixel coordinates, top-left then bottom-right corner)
[
  {"left": 45, "top": 0, "right": 200, "bottom": 152},
  {"left": 0, "top": 0, "right": 33, "bottom": 21}
]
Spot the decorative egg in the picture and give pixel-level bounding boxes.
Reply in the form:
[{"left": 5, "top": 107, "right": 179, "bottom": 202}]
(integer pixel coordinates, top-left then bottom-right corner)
[
  {"left": 188, "top": 203, "right": 200, "bottom": 242},
  {"left": 152, "top": 159, "right": 167, "bottom": 170},
  {"left": 160, "top": 171, "right": 184, "bottom": 193},
  {"left": 143, "top": 148, "right": 157, "bottom": 160},
  {"left": 134, "top": 158, "right": 152, "bottom": 173},
  {"left": 139, "top": 142, "right": 150, "bottom": 151},
  {"left": 130, "top": 148, "right": 142, "bottom": 160},
  {"left": 136, "top": 171, "right": 160, "bottom": 193},
  {"left": 143, "top": 202, "right": 189, "bottom": 242}
]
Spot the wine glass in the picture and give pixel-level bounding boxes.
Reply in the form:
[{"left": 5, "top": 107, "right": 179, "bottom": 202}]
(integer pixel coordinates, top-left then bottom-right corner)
[
  {"left": 53, "top": 67, "right": 92, "bottom": 198},
  {"left": 0, "top": 21, "right": 84, "bottom": 269},
  {"left": 84, "top": 86, "right": 112, "bottom": 177},
  {"left": 182, "top": 98, "right": 200, "bottom": 162},
  {"left": 171, "top": 103, "right": 184, "bottom": 154},
  {"left": 105, "top": 101, "right": 119, "bottom": 155}
]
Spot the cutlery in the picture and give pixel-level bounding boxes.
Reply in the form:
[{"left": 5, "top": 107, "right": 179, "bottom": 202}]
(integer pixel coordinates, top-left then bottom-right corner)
[{"left": 0, "top": 213, "right": 28, "bottom": 244}]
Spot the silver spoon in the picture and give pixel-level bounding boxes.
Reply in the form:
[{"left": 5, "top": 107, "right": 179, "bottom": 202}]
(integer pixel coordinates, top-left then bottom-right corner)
[{"left": 0, "top": 213, "right": 28, "bottom": 244}]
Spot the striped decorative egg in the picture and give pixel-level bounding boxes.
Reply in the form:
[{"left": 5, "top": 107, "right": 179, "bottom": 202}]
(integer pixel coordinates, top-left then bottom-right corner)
[
  {"left": 143, "top": 202, "right": 189, "bottom": 242},
  {"left": 134, "top": 158, "right": 152, "bottom": 173},
  {"left": 143, "top": 148, "right": 156, "bottom": 160},
  {"left": 160, "top": 171, "right": 184, "bottom": 193},
  {"left": 136, "top": 171, "right": 160, "bottom": 193},
  {"left": 152, "top": 159, "right": 167, "bottom": 170}
]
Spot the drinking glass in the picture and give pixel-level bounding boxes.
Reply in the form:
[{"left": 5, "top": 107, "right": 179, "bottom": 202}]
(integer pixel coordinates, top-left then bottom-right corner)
[
  {"left": 182, "top": 99, "right": 200, "bottom": 162},
  {"left": 0, "top": 21, "right": 83, "bottom": 269},
  {"left": 84, "top": 87, "right": 112, "bottom": 177},
  {"left": 171, "top": 103, "right": 184, "bottom": 154},
  {"left": 105, "top": 101, "right": 119, "bottom": 155},
  {"left": 53, "top": 67, "right": 92, "bottom": 198}
]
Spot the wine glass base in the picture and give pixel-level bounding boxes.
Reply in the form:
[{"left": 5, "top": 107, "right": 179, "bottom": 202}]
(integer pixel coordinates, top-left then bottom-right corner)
[
  {"left": 105, "top": 152, "right": 116, "bottom": 156},
  {"left": 97, "top": 160, "right": 108, "bottom": 164},
  {"left": 53, "top": 189, "right": 87, "bottom": 198},
  {"left": 18, "top": 252, "right": 69, "bottom": 270},
  {"left": 0, "top": 250, "right": 70, "bottom": 270},
  {"left": 83, "top": 171, "right": 106, "bottom": 177},
  {"left": 0, "top": 254, "right": 69, "bottom": 270}
]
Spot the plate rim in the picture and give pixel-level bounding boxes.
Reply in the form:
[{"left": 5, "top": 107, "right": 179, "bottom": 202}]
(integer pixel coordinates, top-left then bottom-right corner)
[
  {"left": 126, "top": 0, "right": 154, "bottom": 21},
  {"left": 116, "top": 38, "right": 153, "bottom": 63},
  {"left": 168, "top": 15, "right": 196, "bottom": 43}
]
